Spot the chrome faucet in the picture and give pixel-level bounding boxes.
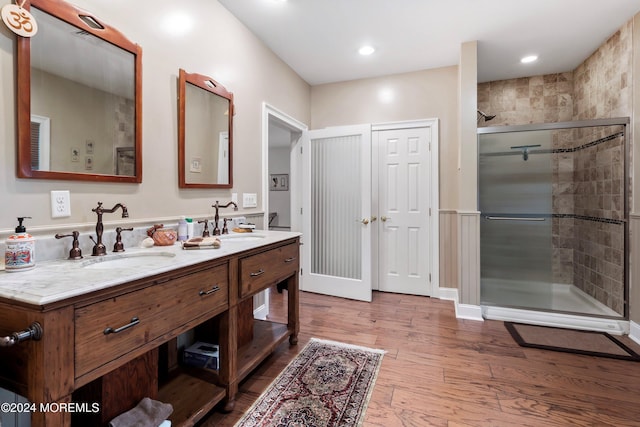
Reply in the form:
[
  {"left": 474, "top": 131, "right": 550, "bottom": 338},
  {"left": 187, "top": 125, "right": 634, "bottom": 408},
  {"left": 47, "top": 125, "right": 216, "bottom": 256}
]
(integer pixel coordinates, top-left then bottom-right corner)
[
  {"left": 90, "top": 202, "right": 129, "bottom": 256},
  {"left": 212, "top": 200, "right": 238, "bottom": 235}
]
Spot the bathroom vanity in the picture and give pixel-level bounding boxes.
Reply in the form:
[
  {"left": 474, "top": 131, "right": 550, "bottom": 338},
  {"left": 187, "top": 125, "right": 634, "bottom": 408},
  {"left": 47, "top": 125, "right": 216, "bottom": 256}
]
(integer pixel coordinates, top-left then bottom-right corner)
[{"left": 0, "top": 231, "right": 300, "bottom": 427}]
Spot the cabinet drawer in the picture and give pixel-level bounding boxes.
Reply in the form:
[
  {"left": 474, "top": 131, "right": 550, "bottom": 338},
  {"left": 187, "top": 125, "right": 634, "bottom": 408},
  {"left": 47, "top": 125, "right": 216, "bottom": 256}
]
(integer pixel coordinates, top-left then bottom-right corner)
[
  {"left": 75, "top": 263, "right": 228, "bottom": 378},
  {"left": 239, "top": 242, "right": 298, "bottom": 298}
]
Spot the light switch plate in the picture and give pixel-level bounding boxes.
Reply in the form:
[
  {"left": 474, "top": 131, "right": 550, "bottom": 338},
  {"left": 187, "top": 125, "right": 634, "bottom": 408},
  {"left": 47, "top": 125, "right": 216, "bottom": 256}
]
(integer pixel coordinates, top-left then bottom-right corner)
[
  {"left": 51, "top": 190, "right": 71, "bottom": 218},
  {"left": 231, "top": 193, "right": 238, "bottom": 204},
  {"left": 243, "top": 193, "right": 257, "bottom": 208}
]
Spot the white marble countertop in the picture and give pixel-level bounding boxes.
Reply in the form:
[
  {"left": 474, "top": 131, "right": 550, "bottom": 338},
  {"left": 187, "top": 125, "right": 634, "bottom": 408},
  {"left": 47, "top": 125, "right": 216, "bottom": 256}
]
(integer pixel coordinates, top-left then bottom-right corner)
[{"left": 0, "top": 230, "right": 301, "bottom": 307}]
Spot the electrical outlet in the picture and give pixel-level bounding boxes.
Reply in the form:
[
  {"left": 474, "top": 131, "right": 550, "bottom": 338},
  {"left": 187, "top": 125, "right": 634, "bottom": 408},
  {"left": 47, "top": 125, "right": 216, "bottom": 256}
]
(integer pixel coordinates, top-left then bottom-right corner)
[
  {"left": 231, "top": 193, "right": 238, "bottom": 204},
  {"left": 51, "top": 191, "right": 71, "bottom": 218},
  {"left": 243, "top": 193, "right": 257, "bottom": 208}
]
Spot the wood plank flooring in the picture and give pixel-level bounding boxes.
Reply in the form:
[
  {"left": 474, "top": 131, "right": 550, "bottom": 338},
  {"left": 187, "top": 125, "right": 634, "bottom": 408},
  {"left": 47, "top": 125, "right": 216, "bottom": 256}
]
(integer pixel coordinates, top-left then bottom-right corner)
[{"left": 198, "top": 289, "right": 640, "bottom": 426}]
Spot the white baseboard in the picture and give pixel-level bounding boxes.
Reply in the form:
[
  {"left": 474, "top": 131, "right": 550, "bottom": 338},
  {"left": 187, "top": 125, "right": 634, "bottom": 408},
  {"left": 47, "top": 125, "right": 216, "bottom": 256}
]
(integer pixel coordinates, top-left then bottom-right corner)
[
  {"left": 630, "top": 321, "right": 640, "bottom": 344},
  {"left": 456, "top": 304, "right": 484, "bottom": 321},
  {"left": 438, "top": 287, "right": 483, "bottom": 321},
  {"left": 437, "top": 287, "right": 458, "bottom": 301}
]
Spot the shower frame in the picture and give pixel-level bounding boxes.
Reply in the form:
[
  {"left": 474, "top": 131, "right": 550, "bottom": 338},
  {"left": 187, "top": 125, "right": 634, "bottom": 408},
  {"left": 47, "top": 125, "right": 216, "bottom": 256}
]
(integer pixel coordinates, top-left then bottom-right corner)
[{"left": 477, "top": 117, "right": 630, "bottom": 320}]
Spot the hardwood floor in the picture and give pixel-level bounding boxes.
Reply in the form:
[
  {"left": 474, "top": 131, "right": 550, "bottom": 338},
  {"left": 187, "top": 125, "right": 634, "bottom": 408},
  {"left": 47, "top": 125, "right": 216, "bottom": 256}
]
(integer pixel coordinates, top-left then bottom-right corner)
[{"left": 198, "top": 289, "right": 640, "bottom": 426}]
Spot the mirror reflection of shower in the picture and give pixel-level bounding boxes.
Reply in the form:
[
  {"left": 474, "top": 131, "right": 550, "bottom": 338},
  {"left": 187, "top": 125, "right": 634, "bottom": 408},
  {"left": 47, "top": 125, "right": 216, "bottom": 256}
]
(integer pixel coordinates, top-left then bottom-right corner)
[
  {"left": 477, "top": 109, "right": 496, "bottom": 123},
  {"left": 510, "top": 144, "right": 541, "bottom": 161}
]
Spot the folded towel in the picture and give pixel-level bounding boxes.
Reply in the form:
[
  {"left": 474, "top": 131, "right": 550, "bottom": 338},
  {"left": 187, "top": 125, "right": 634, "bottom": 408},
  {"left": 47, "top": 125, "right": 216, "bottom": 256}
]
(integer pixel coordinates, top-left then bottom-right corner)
[
  {"left": 109, "top": 397, "right": 173, "bottom": 427},
  {"left": 182, "top": 236, "right": 221, "bottom": 249}
]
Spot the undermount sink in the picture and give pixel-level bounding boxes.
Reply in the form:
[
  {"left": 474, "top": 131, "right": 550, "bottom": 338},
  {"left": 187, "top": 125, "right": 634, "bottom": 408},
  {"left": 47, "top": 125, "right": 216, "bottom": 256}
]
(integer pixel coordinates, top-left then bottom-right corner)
[
  {"left": 80, "top": 251, "right": 176, "bottom": 269},
  {"left": 219, "top": 233, "right": 266, "bottom": 242}
]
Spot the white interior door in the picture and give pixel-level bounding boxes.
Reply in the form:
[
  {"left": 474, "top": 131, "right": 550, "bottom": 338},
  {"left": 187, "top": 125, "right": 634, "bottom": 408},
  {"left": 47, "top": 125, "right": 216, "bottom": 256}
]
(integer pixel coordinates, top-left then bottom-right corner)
[
  {"left": 375, "top": 124, "right": 436, "bottom": 296},
  {"left": 301, "top": 125, "right": 372, "bottom": 302}
]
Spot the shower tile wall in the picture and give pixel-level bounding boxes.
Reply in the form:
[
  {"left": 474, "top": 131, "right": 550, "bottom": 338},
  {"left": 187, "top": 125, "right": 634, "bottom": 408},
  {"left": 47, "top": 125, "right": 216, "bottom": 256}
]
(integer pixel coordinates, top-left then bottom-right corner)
[
  {"left": 478, "top": 20, "right": 631, "bottom": 127},
  {"left": 478, "top": 19, "right": 632, "bottom": 315},
  {"left": 115, "top": 98, "right": 135, "bottom": 147},
  {"left": 477, "top": 73, "right": 574, "bottom": 126},
  {"left": 573, "top": 21, "right": 632, "bottom": 121},
  {"left": 552, "top": 128, "right": 625, "bottom": 314}
]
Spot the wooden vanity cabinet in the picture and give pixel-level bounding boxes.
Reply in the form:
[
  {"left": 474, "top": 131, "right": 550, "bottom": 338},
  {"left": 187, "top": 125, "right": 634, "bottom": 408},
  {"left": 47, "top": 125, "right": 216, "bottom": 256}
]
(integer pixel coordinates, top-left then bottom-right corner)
[
  {"left": 239, "top": 241, "right": 299, "bottom": 298},
  {"left": 0, "top": 236, "right": 300, "bottom": 427},
  {"left": 74, "top": 263, "right": 229, "bottom": 382},
  {"left": 233, "top": 241, "right": 300, "bottom": 389}
]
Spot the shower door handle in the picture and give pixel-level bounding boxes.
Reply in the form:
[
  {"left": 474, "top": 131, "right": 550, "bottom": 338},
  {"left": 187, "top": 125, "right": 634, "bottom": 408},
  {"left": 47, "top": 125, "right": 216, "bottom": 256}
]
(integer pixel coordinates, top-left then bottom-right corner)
[{"left": 485, "top": 216, "right": 546, "bottom": 221}]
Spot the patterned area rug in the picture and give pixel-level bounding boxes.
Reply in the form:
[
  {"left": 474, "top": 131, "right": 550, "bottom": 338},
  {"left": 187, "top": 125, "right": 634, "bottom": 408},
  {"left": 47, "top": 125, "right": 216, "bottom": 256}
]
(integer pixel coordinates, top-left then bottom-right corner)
[{"left": 235, "top": 338, "right": 385, "bottom": 427}]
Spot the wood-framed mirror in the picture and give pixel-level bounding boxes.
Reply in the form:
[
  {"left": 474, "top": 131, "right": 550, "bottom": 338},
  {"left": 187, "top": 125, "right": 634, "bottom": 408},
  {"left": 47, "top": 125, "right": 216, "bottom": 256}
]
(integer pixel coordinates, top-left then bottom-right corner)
[
  {"left": 178, "top": 68, "right": 233, "bottom": 188},
  {"left": 16, "top": 0, "right": 142, "bottom": 183}
]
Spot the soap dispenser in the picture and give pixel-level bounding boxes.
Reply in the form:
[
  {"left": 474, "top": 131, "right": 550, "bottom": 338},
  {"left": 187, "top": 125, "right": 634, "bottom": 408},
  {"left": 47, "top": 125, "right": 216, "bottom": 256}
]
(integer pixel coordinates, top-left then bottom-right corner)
[{"left": 5, "top": 217, "right": 36, "bottom": 272}]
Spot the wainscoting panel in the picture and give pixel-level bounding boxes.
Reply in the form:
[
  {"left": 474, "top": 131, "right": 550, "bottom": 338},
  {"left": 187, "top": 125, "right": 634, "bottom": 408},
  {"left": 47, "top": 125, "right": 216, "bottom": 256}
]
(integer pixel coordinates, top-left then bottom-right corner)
[
  {"left": 439, "top": 210, "right": 458, "bottom": 289},
  {"left": 457, "top": 211, "right": 481, "bottom": 305}
]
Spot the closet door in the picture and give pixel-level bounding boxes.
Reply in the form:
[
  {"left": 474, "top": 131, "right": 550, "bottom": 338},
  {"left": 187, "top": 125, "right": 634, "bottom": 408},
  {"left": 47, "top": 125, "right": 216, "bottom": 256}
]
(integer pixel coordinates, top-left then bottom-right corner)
[
  {"left": 374, "top": 125, "right": 435, "bottom": 296},
  {"left": 301, "top": 125, "right": 372, "bottom": 302}
]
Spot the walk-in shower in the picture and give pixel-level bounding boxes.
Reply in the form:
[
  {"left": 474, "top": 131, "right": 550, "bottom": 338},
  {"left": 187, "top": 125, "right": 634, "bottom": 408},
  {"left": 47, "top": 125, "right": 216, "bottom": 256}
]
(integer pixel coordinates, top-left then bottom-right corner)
[{"left": 478, "top": 118, "right": 629, "bottom": 331}]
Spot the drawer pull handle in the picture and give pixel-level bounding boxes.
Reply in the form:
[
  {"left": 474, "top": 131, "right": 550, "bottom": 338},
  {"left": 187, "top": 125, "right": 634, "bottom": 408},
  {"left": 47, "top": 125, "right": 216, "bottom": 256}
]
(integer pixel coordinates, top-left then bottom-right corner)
[
  {"left": 104, "top": 317, "right": 139, "bottom": 335},
  {"left": 284, "top": 257, "right": 297, "bottom": 263},
  {"left": 199, "top": 285, "right": 221, "bottom": 296},
  {"left": 250, "top": 269, "right": 265, "bottom": 277}
]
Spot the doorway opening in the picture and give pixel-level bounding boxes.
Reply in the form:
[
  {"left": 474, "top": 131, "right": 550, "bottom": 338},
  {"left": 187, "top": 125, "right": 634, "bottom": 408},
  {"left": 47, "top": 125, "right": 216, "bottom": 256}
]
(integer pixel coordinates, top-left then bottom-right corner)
[
  {"left": 262, "top": 103, "right": 306, "bottom": 233},
  {"left": 256, "top": 103, "right": 306, "bottom": 320}
]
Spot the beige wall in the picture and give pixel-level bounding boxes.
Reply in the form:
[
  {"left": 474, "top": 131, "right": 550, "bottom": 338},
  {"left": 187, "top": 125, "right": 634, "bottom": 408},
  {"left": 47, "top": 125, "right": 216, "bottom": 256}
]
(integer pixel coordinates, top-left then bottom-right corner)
[
  {"left": 310, "top": 67, "right": 459, "bottom": 209},
  {"left": 0, "top": 0, "right": 310, "bottom": 233}
]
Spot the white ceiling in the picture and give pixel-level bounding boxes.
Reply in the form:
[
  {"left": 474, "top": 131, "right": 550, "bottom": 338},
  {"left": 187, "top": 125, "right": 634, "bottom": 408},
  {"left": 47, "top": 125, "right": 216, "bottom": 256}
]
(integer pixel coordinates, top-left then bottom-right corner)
[{"left": 218, "top": 0, "right": 640, "bottom": 85}]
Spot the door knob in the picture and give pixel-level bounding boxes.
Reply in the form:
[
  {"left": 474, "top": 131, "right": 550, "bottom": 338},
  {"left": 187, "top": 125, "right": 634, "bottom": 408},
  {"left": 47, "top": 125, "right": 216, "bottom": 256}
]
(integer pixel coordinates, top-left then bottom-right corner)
[
  {"left": 359, "top": 218, "right": 369, "bottom": 225},
  {"left": 370, "top": 216, "right": 377, "bottom": 222},
  {"left": 381, "top": 216, "right": 388, "bottom": 222}
]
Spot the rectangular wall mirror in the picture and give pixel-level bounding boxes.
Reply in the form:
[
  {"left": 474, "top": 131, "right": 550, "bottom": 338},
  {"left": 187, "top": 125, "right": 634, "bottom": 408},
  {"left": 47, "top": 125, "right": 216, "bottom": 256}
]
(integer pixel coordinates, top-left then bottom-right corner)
[
  {"left": 17, "top": 0, "right": 142, "bottom": 183},
  {"left": 178, "top": 69, "right": 234, "bottom": 188}
]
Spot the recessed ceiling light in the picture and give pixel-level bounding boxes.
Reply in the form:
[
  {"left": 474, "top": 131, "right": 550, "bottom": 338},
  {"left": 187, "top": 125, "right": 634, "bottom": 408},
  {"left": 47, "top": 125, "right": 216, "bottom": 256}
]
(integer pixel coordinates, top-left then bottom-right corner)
[
  {"left": 359, "top": 46, "right": 375, "bottom": 56},
  {"left": 521, "top": 55, "right": 538, "bottom": 64}
]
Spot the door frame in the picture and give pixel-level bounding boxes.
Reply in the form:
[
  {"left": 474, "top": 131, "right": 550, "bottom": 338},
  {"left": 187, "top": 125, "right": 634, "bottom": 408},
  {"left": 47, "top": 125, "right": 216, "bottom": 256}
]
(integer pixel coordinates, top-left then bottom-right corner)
[
  {"left": 259, "top": 103, "right": 307, "bottom": 318},
  {"left": 262, "top": 102, "right": 308, "bottom": 232},
  {"left": 372, "top": 119, "right": 440, "bottom": 297}
]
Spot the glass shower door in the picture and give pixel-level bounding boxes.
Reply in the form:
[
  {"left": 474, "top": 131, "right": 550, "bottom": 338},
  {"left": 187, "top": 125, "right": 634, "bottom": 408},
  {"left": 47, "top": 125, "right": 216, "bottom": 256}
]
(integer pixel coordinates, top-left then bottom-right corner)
[
  {"left": 479, "top": 130, "right": 554, "bottom": 309},
  {"left": 478, "top": 121, "right": 628, "bottom": 318}
]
